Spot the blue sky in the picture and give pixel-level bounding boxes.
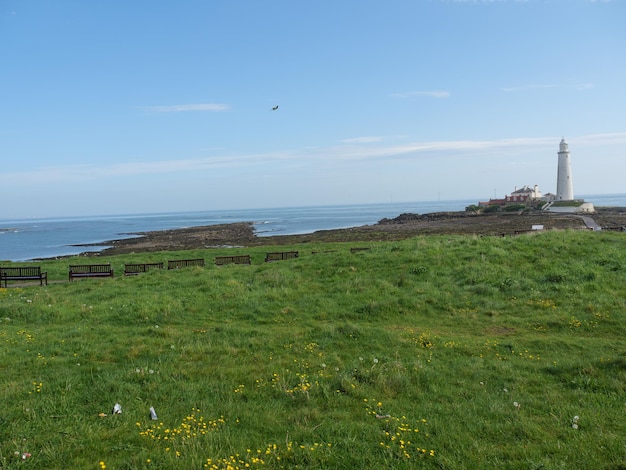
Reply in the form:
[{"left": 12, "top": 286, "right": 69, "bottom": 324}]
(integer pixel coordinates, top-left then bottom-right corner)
[{"left": 1, "top": 0, "right": 625, "bottom": 218}]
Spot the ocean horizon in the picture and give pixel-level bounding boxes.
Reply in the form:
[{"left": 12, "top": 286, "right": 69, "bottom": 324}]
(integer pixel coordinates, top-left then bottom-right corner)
[{"left": 1, "top": 194, "right": 625, "bottom": 262}]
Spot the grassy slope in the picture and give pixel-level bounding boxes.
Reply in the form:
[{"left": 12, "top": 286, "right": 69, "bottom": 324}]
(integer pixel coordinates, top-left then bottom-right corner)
[{"left": 1, "top": 231, "right": 625, "bottom": 469}]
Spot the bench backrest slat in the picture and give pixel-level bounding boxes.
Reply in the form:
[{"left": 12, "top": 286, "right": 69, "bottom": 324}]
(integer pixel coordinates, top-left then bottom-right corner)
[
  {"left": 215, "top": 255, "right": 251, "bottom": 265},
  {"left": 124, "top": 262, "right": 164, "bottom": 274},
  {"left": 167, "top": 258, "right": 205, "bottom": 269},
  {"left": 68, "top": 264, "right": 113, "bottom": 281},
  {"left": 70, "top": 264, "right": 113, "bottom": 274},
  {"left": 1, "top": 266, "right": 42, "bottom": 277},
  {"left": 265, "top": 251, "right": 299, "bottom": 262}
]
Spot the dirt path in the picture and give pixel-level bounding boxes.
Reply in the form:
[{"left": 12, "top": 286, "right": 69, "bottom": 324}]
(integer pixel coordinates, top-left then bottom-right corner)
[{"left": 577, "top": 216, "right": 602, "bottom": 231}]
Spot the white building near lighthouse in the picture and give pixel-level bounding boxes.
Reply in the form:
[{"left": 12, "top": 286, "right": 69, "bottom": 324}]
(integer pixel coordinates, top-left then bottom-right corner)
[
  {"left": 477, "top": 139, "right": 594, "bottom": 213},
  {"left": 556, "top": 138, "right": 574, "bottom": 201}
]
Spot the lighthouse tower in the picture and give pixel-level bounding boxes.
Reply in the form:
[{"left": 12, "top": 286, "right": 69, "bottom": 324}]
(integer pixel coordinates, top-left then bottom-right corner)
[{"left": 556, "top": 138, "right": 574, "bottom": 201}]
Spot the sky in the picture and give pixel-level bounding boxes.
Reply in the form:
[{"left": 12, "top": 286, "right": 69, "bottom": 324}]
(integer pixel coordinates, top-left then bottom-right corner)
[{"left": 1, "top": 0, "right": 625, "bottom": 218}]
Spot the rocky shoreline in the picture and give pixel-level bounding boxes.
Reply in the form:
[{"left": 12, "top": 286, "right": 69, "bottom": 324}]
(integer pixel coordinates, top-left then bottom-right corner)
[{"left": 72, "top": 207, "right": 626, "bottom": 257}]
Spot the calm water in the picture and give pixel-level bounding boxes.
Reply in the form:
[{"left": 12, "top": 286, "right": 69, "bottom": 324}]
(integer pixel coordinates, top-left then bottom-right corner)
[{"left": 1, "top": 194, "right": 624, "bottom": 262}]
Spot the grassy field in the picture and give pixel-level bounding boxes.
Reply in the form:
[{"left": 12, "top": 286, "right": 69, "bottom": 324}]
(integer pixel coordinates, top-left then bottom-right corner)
[{"left": 1, "top": 230, "right": 625, "bottom": 469}]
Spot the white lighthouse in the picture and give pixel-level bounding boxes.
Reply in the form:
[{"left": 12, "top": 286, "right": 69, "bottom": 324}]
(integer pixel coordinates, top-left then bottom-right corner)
[{"left": 556, "top": 138, "right": 574, "bottom": 201}]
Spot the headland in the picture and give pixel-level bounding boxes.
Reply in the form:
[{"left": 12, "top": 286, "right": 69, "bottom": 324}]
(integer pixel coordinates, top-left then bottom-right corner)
[{"left": 76, "top": 207, "right": 626, "bottom": 257}]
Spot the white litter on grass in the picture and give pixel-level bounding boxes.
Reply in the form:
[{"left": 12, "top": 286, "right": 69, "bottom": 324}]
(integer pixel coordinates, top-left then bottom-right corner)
[{"left": 113, "top": 403, "right": 122, "bottom": 414}]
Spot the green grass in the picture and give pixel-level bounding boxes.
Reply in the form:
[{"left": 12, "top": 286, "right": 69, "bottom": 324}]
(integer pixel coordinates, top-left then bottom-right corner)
[
  {"left": 1, "top": 231, "right": 625, "bottom": 469},
  {"left": 550, "top": 201, "right": 584, "bottom": 207}
]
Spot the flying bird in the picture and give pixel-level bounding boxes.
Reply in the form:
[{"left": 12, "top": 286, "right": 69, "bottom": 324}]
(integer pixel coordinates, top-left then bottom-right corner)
[{"left": 272, "top": 105, "right": 279, "bottom": 111}]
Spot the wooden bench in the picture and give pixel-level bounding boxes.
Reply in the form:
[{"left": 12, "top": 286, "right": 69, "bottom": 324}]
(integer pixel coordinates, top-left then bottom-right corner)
[
  {"left": 69, "top": 264, "right": 113, "bottom": 281},
  {"left": 215, "top": 255, "right": 251, "bottom": 266},
  {"left": 264, "top": 251, "right": 299, "bottom": 262},
  {"left": 0, "top": 266, "right": 48, "bottom": 287},
  {"left": 124, "top": 262, "right": 164, "bottom": 276},
  {"left": 167, "top": 258, "right": 205, "bottom": 270}
]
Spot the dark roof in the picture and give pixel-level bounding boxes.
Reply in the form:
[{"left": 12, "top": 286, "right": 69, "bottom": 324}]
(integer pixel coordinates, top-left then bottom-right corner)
[{"left": 511, "top": 186, "right": 534, "bottom": 194}]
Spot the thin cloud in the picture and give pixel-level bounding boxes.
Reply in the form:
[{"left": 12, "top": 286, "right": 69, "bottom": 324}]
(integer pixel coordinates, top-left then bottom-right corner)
[
  {"left": 326, "top": 136, "right": 556, "bottom": 162},
  {"left": 6, "top": 152, "right": 293, "bottom": 183},
  {"left": 7, "top": 132, "right": 626, "bottom": 184},
  {"left": 291, "top": 132, "right": 626, "bottom": 164},
  {"left": 573, "top": 132, "right": 626, "bottom": 145},
  {"left": 390, "top": 91, "right": 450, "bottom": 99},
  {"left": 143, "top": 103, "right": 230, "bottom": 112}
]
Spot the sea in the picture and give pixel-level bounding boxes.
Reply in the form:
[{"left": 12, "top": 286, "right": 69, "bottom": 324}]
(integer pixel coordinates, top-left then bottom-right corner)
[{"left": 1, "top": 194, "right": 625, "bottom": 262}]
